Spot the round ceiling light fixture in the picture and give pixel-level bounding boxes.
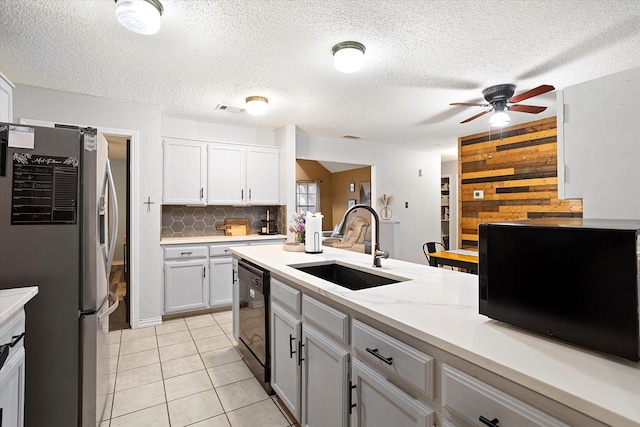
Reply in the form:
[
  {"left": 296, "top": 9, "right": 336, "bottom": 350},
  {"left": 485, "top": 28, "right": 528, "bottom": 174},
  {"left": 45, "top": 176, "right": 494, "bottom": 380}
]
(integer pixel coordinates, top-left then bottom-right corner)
[
  {"left": 115, "top": 0, "right": 164, "bottom": 35},
  {"left": 245, "top": 96, "right": 269, "bottom": 115},
  {"left": 332, "top": 41, "right": 366, "bottom": 73},
  {"left": 489, "top": 110, "right": 511, "bottom": 128}
]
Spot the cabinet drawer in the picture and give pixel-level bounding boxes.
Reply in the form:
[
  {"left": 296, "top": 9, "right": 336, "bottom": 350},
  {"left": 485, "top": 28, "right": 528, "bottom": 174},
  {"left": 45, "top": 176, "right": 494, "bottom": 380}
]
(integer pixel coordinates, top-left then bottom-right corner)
[
  {"left": 164, "top": 245, "right": 208, "bottom": 260},
  {"left": 442, "top": 364, "right": 568, "bottom": 427},
  {"left": 352, "top": 319, "right": 434, "bottom": 399},
  {"left": 209, "top": 243, "right": 246, "bottom": 257},
  {"left": 302, "top": 295, "right": 348, "bottom": 344},
  {"left": 271, "top": 278, "right": 301, "bottom": 314}
]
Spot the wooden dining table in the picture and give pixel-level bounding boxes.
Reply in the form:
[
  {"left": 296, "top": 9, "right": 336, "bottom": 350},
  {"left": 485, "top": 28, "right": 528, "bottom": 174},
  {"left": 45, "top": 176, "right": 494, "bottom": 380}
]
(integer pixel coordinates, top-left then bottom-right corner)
[{"left": 428, "top": 249, "right": 478, "bottom": 274}]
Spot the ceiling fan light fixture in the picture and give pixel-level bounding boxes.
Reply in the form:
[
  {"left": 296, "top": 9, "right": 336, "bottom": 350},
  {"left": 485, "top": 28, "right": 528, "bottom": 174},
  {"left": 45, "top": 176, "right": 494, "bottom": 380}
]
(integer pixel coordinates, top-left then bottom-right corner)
[
  {"left": 332, "top": 41, "right": 366, "bottom": 73},
  {"left": 489, "top": 110, "right": 511, "bottom": 128},
  {"left": 245, "top": 96, "right": 269, "bottom": 115},
  {"left": 115, "top": 0, "right": 163, "bottom": 35}
]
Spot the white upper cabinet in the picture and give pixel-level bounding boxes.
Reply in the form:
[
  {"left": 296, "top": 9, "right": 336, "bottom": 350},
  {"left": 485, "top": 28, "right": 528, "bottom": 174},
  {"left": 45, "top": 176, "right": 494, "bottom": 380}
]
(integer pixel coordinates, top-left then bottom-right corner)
[
  {"left": 163, "top": 138, "right": 207, "bottom": 205},
  {"left": 246, "top": 146, "right": 280, "bottom": 205},
  {"left": 0, "top": 71, "right": 14, "bottom": 123},
  {"left": 207, "top": 143, "right": 247, "bottom": 205},
  {"left": 208, "top": 142, "right": 280, "bottom": 206}
]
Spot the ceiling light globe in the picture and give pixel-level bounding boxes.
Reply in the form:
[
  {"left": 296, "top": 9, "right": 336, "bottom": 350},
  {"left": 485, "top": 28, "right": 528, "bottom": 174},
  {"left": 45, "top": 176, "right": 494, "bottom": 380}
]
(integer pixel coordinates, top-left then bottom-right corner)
[
  {"left": 489, "top": 111, "right": 511, "bottom": 128},
  {"left": 332, "top": 41, "right": 366, "bottom": 73},
  {"left": 115, "top": 0, "right": 163, "bottom": 35},
  {"left": 245, "top": 96, "right": 269, "bottom": 115}
]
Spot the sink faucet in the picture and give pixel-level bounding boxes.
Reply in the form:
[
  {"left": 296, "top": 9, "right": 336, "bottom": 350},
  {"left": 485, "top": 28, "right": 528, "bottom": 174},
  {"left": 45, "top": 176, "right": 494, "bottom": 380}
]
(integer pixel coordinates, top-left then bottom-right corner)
[{"left": 337, "top": 204, "right": 390, "bottom": 267}]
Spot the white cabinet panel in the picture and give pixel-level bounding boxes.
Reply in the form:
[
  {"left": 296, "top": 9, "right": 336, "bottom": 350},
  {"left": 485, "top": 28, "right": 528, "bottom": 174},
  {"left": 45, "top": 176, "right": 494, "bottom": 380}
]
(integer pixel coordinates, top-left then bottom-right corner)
[
  {"left": 246, "top": 146, "right": 280, "bottom": 205},
  {"left": 351, "top": 357, "right": 434, "bottom": 427},
  {"left": 301, "top": 323, "right": 350, "bottom": 427},
  {"left": 207, "top": 144, "right": 246, "bottom": 205},
  {"left": 164, "top": 259, "right": 208, "bottom": 313},
  {"left": 0, "top": 347, "right": 25, "bottom": 427},
  {"left": 271, "top": 302, "right": 302, "bottom": 422},
  {"left": 209, "top": 256, "right": 233, "bottom": 307},
  {"left": 442, "top": 364, "right": 568, "bottom": 427},
  {"left": 163, "top": 138, "right": 206, "bottom": 205}
]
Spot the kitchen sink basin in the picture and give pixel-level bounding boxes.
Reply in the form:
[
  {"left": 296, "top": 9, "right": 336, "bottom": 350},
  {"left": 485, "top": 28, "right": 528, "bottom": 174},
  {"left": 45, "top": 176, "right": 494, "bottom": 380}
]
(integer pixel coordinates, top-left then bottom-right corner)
[{"left": 290, "top": 261, "right": 408, "bottom": 290}]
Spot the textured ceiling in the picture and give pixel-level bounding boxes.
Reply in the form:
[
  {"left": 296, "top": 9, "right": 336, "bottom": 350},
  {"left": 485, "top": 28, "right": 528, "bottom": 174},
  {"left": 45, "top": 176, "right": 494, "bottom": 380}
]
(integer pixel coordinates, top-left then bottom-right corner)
[{"left": 1, "top": 1, "right": 640, "bottom": 161}]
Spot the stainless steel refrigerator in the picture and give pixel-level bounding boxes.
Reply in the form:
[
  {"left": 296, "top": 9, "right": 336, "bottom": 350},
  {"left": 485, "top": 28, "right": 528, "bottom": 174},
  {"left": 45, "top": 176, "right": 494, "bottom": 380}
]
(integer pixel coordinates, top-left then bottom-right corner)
[{"left": 0, "top": 122, "right": 119, "bottom": 426}]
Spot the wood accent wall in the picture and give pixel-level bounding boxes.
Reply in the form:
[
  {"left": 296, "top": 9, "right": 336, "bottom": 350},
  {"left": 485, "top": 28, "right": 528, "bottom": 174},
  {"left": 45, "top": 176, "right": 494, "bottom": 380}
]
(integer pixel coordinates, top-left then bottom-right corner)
[{"left": 458, "top": 117, "right": 583, "bottom": 249}]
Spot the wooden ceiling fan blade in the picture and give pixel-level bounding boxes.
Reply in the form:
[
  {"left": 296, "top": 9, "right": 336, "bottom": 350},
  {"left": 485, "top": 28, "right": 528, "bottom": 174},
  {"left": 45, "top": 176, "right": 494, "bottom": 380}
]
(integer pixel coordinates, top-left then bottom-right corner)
[
  {"left": 461, "top": 110, "right": 491, "bottom": 123},
  {"left": 509, "top": 85, "right": 555, "bottom": 103},
  {"left": 508, "top": 104, "right": 547, "bottom": 114},
  {"left": 450, "top": 102, "right": 490, "bottom": 107}
]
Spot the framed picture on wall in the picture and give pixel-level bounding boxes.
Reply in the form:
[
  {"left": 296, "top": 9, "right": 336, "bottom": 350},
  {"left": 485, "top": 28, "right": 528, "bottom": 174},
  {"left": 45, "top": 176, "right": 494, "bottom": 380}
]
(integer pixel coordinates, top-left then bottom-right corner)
[
  {"left": 359, "top": 181, "right": 371, "bottom": 206},
  {"left": 348, "top": 199, "right": 356, "bottom": 209}
]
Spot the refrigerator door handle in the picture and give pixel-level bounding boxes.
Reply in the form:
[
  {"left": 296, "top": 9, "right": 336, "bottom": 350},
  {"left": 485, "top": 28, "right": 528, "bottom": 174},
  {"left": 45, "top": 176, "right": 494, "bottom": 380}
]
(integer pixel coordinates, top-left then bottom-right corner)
[
  {"left": 98, "top": 291, "right": 119, "bottom": 322},
  {"left": 101, "top": 158, "right": 119, "bottom": 278}
]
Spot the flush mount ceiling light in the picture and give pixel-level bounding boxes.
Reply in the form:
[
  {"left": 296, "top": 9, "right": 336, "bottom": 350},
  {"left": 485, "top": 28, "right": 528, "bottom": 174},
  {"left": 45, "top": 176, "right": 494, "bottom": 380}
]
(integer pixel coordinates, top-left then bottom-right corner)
[
  {"left": 489, "top": 110, "right": 511, "bottom": 128},
  {"left": 245, "top": 96, "right": 269, "bottom": 115},
  {"left": 332, "top": 41, "right": 366, "bottom": 73},
  {"left": 115, "top": 0, "right": 163, "bottom": 35}
]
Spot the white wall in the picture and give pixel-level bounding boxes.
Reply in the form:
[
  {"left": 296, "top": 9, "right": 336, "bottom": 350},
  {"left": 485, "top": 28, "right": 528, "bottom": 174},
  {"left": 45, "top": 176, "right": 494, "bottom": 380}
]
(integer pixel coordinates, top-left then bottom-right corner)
[
  {"left": 297, "top": 135, "right": 441, "bottom": 264},
  {"left": 441, "top": 160, "right": 458, "bottom": 250},
  {"left": 13, "top": 84, "right": 163, "bottom": 327},
  {"left": 161, "top": 116, "right": 275, "bottom": 146},
  {"left": 559, "top": 66, "right": 640, "bottom": 219}
]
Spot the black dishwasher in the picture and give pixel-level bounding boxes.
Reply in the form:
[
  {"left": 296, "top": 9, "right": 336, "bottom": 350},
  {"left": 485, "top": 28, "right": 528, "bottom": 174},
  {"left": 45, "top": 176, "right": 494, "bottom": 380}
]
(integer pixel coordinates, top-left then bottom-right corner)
[{"left": 237, "top": 258, "right": 272, "bottom": 394}]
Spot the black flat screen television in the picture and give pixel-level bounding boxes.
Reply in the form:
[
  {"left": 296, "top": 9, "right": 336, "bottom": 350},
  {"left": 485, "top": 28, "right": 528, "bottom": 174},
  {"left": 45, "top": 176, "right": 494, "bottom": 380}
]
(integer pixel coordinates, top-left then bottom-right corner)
[{"left": 479, "top": 218, "right": 640, "bottom": 361}]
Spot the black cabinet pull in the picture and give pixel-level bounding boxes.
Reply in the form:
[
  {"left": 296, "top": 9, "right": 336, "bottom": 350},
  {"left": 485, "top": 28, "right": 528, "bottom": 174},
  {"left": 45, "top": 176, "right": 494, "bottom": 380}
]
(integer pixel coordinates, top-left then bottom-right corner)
[
  {"left": 10, "top": 333, "right": 25, "bottom": 348},
  {"left": 479, "top": 416, "right": 500, "bottom": 427},
  {"left": 365, "top": 347, "right": 393, "bottom": 365},
  {"left": 348, "top": 381, "right": 357, "bottom": 414},
  {"left": 289, "top": 334, "right": 296, "bottom": 359},
  {"left": 298, "top": 341, "right": 304, "bottom": 366}
]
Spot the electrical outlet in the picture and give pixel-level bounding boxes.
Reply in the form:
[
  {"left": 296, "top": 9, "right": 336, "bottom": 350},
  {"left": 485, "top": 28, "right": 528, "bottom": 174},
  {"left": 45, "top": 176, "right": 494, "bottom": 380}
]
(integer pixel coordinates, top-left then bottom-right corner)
[
  {"left": 473, "top": 190, "right": 484, "bottom": 199},
  {"left": 405, "top": 202, "right": 408, "bottom": 208}
]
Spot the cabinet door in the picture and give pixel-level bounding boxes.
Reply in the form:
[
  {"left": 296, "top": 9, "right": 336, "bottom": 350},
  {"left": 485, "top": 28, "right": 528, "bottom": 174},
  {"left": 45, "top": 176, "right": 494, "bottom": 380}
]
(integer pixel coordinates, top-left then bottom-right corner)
[
  {"left": 207, "top": 143, "right": 246, "bottom": 205},
  {"left": 163, "top": 138, "right": 206, "bottom": 205},
  {"left": 209, "top": 256, "right": 233, "bottom": 308},
  {"left": 351, "top": 358, "right": 434, "bottom": 427},
  {"left": 271, "top": 303, "right": 302, "bottom": 422},
  {"left": 164, "top": 259, "right": 209, "bottom": 313},
  {"left": 0, "top": 347, "right": 25, "bottom": 427},
  {"left": 301, "top": 323, "right": 349, "bottom": 427},
  {"left": 246, "top": 146, "right": 280, "bottom": 205}
]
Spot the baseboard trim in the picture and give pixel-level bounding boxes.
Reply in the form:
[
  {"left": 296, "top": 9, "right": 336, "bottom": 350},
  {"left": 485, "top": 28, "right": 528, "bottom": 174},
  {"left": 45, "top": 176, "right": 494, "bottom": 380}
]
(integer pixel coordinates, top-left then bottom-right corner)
[
  {"left": 136, "top": 317, "right": 162, "bottom": 329},
  {"left": 162, "top": 305, "right": 232, "bottom": 321}
]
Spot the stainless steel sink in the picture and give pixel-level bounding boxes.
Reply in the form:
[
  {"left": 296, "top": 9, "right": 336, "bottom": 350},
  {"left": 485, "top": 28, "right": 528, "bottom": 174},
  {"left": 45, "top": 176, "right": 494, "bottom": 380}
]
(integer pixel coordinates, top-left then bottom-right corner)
[{"left": 290, "top": 261, "right": 408, "bottom": 290}]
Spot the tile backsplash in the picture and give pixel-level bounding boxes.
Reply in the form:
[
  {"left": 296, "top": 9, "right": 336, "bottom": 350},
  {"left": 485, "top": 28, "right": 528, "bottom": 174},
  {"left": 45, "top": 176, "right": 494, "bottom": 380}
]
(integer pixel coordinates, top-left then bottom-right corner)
[{"left": 162, "top": 205, "right": 287, "bottom": 238}]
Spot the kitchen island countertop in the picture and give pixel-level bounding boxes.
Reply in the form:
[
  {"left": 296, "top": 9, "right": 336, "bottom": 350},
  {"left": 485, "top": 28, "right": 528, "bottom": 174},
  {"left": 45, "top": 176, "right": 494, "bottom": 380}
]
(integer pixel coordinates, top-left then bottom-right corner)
[
  {"left": 230, "top": 243, "right": 640, "bottom": 427},
  {"left": 0, "top": 286, "right": 39, "bottom": 324}
]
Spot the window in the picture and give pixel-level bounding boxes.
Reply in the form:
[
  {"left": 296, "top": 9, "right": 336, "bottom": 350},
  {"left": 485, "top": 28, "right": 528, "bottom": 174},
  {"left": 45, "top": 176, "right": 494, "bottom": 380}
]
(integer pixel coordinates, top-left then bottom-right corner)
[{"left": 296, "top": 181, "right": 320, "bottom": 214}]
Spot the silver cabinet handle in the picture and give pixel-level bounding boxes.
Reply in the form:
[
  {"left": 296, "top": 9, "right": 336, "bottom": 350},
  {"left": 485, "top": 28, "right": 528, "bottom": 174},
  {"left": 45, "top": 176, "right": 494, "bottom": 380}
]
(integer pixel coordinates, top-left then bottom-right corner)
[{"left": 180, "top": 251, "right": 193, "bottom": 256}]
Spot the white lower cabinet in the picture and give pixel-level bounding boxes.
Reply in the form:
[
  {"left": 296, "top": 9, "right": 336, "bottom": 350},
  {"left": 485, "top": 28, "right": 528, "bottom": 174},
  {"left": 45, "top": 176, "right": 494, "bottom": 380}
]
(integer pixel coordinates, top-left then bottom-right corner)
[
  {"left": 164, "top": 258, "right": 208, "bottom": 313},
  {"left": 271, "top": 302, "right": 302, "bottom": 421},
  {"left": 0, "top": 309, "right": 26, "bottom": 427},
  {"left": 441, "top": 364, "right": 568, "bottom": 427},
  {"left": 301, "top": 322, "right": 350, "bottom": 427},
  {"left": 350, "top": 357, "right": 435, "bottom": 427},
  {"left": 209, "top": 256, "right": 233, "bottom": 308},
  {"left": 232, "top": 257, "right": 239, "bottom": 340}
]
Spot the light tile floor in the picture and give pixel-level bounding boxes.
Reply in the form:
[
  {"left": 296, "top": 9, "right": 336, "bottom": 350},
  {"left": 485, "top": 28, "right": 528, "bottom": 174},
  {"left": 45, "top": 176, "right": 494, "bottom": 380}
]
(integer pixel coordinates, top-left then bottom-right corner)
[{"left": 102, "top": 310, "right": 299, "bottom": 427}]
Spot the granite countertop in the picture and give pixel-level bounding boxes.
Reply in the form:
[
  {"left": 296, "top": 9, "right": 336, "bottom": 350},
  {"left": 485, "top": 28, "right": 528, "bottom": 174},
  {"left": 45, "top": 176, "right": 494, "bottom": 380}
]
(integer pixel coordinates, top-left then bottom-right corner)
[
  {"left": 161, "top": 234, "right": 287, "bottom": 245},
  {"left": 229, "top": 244, "right": 640, "bottom": 427},
  {"left": 0, "top": 286, "right": 39, "bottom": 324}
]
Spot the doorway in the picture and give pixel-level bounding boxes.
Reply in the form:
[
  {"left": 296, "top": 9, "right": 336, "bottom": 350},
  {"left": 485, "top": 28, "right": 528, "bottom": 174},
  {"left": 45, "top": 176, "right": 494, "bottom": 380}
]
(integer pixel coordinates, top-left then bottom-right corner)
[{"left": 105, "top": 134, "right": 131, "bottom": 331}]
